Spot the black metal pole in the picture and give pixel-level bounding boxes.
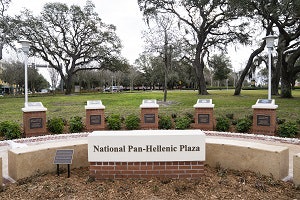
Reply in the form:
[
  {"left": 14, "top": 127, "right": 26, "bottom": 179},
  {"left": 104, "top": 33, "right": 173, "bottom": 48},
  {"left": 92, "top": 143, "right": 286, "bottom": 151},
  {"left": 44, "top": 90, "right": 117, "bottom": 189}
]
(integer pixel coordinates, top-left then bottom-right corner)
[
  {"left": 68, "top": 164, "right": 70, "bottom": 178},
  {"left": 57, "top": 164, "right": 60, "bottom": 176}
]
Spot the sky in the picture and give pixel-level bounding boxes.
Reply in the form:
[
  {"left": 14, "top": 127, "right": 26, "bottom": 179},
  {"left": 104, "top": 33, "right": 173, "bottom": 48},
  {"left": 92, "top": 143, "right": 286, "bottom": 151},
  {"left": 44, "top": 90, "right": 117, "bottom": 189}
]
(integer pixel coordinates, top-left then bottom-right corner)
[{"left": 5, "top": 0, "right": 146, "bottom": 65}]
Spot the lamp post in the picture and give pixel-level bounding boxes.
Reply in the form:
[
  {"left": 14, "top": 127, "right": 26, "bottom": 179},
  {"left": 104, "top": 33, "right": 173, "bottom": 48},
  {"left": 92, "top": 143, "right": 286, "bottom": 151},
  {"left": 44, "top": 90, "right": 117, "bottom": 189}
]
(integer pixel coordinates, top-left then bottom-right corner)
[
  {"left": 19, "top": 40, "right": 30, "bottom": 106},
  {"left": 264, "top": 35, "right": 277, "bottom": 100}
]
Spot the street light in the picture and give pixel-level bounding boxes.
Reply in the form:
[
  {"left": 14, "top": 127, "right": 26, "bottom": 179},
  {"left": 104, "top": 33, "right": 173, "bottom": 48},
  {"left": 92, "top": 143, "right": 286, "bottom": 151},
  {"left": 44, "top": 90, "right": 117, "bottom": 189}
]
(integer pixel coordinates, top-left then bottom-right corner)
[
  {"left": 264, "top": 35, "right": 277, "bottom": 100},
  {"left": 19, "top": 40, "right": 30, "bottom": 106}
]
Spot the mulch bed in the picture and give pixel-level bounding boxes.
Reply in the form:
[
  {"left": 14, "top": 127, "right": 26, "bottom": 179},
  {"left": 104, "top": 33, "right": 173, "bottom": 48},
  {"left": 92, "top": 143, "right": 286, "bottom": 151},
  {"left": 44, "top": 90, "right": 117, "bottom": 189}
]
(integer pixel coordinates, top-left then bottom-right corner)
[{"left": 1, "top": 165, "right": 299, "bottom": 199}]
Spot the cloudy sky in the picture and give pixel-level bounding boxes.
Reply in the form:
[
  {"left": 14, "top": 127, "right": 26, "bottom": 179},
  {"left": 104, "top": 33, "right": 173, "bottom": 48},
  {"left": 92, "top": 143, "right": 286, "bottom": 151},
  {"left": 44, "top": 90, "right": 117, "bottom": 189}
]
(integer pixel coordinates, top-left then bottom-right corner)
[{"left": 6, "top": 0, "right": 146, "bottom": 65}]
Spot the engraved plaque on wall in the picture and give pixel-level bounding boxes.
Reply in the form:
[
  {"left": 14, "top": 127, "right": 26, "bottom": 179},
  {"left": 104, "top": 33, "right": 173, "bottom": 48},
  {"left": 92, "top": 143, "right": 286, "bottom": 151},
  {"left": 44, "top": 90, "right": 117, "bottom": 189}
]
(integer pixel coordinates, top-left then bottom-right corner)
[
  {"left": 198, "top": 114, "right": 210, "bottom": 124},
  {"left": 90, "top": 115, "right": 101, "bottom": 125},
  {"left": 144, "top": 114, "right": 155, "bottom": 123},
  {"left": 257, "top": 115, "right": 270, "bottom": 126},
  {"left": 30, "top": 118, "right": 43, "bottom": 129}
]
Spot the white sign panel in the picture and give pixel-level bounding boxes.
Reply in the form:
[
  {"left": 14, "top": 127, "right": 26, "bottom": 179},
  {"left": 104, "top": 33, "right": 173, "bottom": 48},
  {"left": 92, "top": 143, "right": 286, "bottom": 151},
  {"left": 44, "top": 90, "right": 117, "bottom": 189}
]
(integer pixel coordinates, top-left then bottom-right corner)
[{"left": 88, "top": 130, "right": 205, "bottom": 162}]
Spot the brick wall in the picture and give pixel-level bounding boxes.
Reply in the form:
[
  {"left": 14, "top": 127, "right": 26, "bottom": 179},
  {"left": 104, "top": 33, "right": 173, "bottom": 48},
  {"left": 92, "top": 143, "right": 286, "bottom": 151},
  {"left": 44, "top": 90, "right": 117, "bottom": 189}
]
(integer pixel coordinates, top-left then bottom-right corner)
[
  {"left": 193, "top": 108, "right": 214, "bottom": 130},
  {"left": 85, "top": 109, "right": 105, "bottom": 131},
  {"left": 89, "top": 161, "right": 204, "bottom": 180},
  {"left": 23, "top": 111, "right": 47, "bottom": 137},
  {"left": 252, "top": 108, "right": 277, "bottom": 135},
  {"left": 140, "top": 108, "right": 159, "bottom": 129}
]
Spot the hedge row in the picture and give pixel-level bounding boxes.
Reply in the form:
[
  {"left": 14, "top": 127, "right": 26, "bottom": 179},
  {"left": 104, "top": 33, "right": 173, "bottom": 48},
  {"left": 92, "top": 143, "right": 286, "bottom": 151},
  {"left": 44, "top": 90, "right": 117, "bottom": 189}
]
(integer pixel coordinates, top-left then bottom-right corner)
[{"left": 0, "top": 113, "right": 299, "bottom": 140}]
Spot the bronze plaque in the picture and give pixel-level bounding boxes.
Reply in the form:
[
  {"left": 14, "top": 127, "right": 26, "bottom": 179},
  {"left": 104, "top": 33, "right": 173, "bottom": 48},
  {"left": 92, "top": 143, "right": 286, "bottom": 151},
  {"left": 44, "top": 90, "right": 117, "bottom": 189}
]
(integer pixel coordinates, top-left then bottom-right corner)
[
  {"left": 30, "top": 118, "right": 43, "bottom": 129},
  {"left": 257, "top": 115, "right": 270, "bottom": 126},
  {"left": 144, "top": 114, "right": 155, "bottom": 123},
  {"left": 90, "top": 115, "right": 101, "bottom": 125},
  {"left": 198, "top": 114, "right": 210, "bottom": 124}
]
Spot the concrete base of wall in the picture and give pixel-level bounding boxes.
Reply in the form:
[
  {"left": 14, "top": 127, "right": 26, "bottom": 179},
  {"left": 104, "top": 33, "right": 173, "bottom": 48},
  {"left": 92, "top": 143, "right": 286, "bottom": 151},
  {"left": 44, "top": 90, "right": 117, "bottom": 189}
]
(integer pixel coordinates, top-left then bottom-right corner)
[
  {"left": 293, "top": 153, "right": 300, "bottom": 186},
  {"left": 8, "top": 140, "right": 88, "bottom": 181},
  {"left": 7, "top": 136, "right": 291, "bottom": 182},
  {"left": 205, "top": 138, "right": 289, "bottom": 180}
]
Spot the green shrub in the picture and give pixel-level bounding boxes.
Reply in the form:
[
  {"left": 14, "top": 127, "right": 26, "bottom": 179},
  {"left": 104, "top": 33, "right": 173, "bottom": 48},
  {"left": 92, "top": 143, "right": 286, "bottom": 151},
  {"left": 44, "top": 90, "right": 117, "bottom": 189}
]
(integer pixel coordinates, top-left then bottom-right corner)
[
  {"left": 277, "top": 121, "right": 299, "bottom": 138},
  {"left": 47, "top": 117, "right": 65, "bottom": 134},
  {"left": 0, "top": 121, "right": 22, "bottom": 140},
  {"left": 225, "top": 113, "right": 234, "bottom": 120},
  {"left": 158, "top": 115, "right": 172, "bottom": 129},
  {"left": 175, "top": 116, "right": 191, "bottom": 130},
  {"left": 107, "top": 114, "right": 122, "bottom": 130},
  {"left": 216, "top": 117, "right": 230, "bottom": 132},
  {"left": 184, "top": 112, "right": 194, "bottom": 123},
  {"left": 125, "top": 114, "right": 140, "bottom": 130},
  {"left": 69, "top": 116, "right": 84, "bottom": 133},
  {"left": 235, "top": 117, "right": 252, "bottom": 133}
]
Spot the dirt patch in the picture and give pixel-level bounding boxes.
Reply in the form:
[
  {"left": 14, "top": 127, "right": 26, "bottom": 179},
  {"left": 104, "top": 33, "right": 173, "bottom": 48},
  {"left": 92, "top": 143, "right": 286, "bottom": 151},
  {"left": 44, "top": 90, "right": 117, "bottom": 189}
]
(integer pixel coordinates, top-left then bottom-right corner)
[{"left": 1, "top": 166, "right": 299, "bottom": 199}]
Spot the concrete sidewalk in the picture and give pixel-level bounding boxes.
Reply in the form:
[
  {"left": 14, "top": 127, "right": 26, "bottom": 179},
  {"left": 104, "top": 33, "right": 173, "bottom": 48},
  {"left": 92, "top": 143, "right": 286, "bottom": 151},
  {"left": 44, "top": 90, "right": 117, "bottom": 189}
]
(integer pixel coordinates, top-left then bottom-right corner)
[{"left": 1, "top": 132, "right": 299, "bottom": 182}]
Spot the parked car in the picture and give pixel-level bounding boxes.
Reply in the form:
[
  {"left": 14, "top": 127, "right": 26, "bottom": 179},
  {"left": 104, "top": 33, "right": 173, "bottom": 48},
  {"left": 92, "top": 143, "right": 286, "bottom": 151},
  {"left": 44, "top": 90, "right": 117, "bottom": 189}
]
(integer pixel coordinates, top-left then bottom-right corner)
[{"left": 103, "top": 86, "right": 120, "bottom": 92}]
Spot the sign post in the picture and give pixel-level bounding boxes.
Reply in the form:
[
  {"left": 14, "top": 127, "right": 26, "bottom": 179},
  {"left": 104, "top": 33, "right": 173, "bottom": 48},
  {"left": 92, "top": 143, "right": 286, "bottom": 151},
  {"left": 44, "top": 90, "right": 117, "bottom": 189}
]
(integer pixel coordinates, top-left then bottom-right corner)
[{"left": 53, "top": 149, "right": 74, "bottom": 178}]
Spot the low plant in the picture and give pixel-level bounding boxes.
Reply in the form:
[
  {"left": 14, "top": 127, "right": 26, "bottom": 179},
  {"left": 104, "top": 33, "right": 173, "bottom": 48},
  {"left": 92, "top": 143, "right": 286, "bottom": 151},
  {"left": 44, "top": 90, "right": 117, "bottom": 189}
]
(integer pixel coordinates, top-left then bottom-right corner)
[
  {"left": 158, "top": 115, "right": 172, "bottom": 129},
  {"left": 216, "top": 117, "right": 230, "bottom": 132},
  {"left": 0, "top": 121, "right": 22, "bottom": 140},
  {"left": 225, "top": 113, "right": 234, "bottom": 120},
  {"left": 107, "top": 114, "right": 122, "bottom": 130},
  {"left": 47, "top": 117, "right": 65, "bottom": 134},
  {"left": 235, "top": 117, "right": 252, "bottom": 133},
  {"left": 69, "top": 116, "right": 84, "bottom": 133},
  {"left": 184, "top": 112, "right": 194, "bottom": 123},
  {"left": 277, "top": 121, "right": 299, "bottom": 138},
  {"left": 175, "top": 116, "right": 191, "bottom": 130},
  {"left": 125, "top": 114, "right": 140, "bottom": 130}
]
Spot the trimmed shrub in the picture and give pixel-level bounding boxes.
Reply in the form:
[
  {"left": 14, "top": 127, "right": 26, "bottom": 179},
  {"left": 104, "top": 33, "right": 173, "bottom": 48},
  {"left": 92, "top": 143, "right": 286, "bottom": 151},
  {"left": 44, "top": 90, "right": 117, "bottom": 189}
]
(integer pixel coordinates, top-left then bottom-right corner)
[
  {"left": 125, "top": 114, "right": 140, "bottom": 130},
  {"left": 69, "top": 116, "right": 84, "bottom": 133},
  {"left": 47, "top": 117, "right": 65, "bottom": 134},
  {"left": 184, "top": 112, "right": 194, "bottom": 123},
  {"left": 175, "top": 116, "right": 191, "bottom": 130},
  {"left": 0, "top": 121, "right": 22, "bottom": 140},
  {"left": 158, "top": 115, "right": 172, "bottom": 129},
  {"left": 235, "top": 117, "right": 252, "bottom": 133},
  {"left": 107, "top": 114, "right": 122, "bottom": 130},
  {"left": 277, "top": 121, "right": 299, "bottom": 138},
  {"left": 225, "top": 113, "right": 234, "bottom": 120},
  {"left": 216, "top": 117, "right": 230, "bottom": 132}
]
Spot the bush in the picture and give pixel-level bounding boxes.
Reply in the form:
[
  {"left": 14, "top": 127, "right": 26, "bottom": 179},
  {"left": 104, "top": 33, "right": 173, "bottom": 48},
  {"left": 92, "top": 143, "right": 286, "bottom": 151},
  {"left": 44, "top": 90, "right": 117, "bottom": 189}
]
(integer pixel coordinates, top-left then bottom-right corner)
[
  {"left": 184, "top": 112, "right": 194, "bottom": 123},
  {"left": 0, "top": 121, "right": 22, "bottom": 140},
  {"left": 125, "top": 114, "right": 140, "bottom": 130},
  {"left": 175, "top": 116, "right": 191, "bottom": 130},
  {"left": 69, "top": 116, "right": 84, "bottom": 133},
  {"left": 235, "top": 117, "right": 252, "bottom": 133},
  {"left": 277, "top": 121, "right": 299, "bottom": 138},
  {"left": 47, "top": 117, "right": 65, "bottom": 134},
  {"left": 158, "top": 115, "right": 172, "bottom": 129},
  {"left": 107, "top": 114, "right": 122, "bottom": 130},
  {"left": 216, "top": 117, "right": 230, "bottom": 132}
]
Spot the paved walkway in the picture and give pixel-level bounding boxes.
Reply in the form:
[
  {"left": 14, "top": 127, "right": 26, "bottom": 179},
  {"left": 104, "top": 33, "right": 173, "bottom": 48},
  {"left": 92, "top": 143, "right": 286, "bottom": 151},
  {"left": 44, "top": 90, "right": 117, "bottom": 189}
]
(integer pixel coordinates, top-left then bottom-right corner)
[{"left": 1, "top": 131, "right": 299, "bottom": 182}]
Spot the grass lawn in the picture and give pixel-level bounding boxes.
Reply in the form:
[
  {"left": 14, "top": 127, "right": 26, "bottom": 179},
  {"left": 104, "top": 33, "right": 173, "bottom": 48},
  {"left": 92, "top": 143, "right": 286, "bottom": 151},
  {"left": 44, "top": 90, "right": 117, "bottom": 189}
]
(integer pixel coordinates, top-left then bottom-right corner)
[{"left": 0, "top": 89, "right": 299, "bottom": 124}]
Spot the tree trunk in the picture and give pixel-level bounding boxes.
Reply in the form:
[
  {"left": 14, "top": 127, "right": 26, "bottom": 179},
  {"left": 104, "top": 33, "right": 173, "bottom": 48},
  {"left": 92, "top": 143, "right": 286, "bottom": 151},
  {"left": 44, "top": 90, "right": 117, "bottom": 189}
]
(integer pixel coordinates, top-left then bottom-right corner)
[
  {"left": 280, "top": 66, "right": 292, "bottom": 98},
  {"left": 234, "top": 43, "right": 265, "bottom": 95},
  {"left": 280, "top": 57, "right": 292, "bottom": 98},
  {"left": 193, "top": 45, "right": 208, "bottom": 95},
  {"left": 0, "top": 43, "right": 3, "bottom": 60},
  {"left": 64, "top": 75, "right": 74, "bottom": 95}
]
